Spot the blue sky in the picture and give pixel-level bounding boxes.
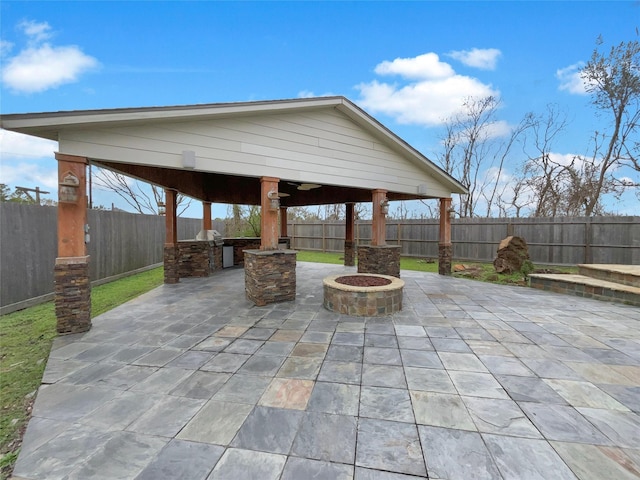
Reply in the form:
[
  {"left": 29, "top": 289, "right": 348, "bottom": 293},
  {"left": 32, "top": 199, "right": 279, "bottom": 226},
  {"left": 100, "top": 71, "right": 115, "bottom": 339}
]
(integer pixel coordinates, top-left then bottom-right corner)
[{"left": 0, "top": 1, "right": 638, "bottom": 218}]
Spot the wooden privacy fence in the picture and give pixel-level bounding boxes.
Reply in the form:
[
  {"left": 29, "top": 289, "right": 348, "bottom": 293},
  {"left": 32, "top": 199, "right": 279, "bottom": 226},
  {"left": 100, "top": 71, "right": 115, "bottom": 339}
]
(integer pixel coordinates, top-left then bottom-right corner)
[
  {"left": 0, "top": 203, "right": 224, "bottom": 312},
  {"left": 288, "top": 216, "right": 639, "bottom": 266}
]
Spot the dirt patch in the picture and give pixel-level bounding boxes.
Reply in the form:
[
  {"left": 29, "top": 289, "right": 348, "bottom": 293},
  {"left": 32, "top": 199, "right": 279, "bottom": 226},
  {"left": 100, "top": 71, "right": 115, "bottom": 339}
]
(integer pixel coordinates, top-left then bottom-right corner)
[
  {"left": 335, "top": 275, "right": 392, "bottom": 287},
  {"left": 453, "top": 264, "right": 484, "bottom": 279}
]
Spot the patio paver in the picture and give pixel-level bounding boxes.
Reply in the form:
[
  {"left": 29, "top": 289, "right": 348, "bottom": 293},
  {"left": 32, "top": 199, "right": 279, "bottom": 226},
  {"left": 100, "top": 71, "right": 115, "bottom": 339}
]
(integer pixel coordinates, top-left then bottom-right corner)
[{"left": 12, "top": 262, "right": 640, "bottom": 479}]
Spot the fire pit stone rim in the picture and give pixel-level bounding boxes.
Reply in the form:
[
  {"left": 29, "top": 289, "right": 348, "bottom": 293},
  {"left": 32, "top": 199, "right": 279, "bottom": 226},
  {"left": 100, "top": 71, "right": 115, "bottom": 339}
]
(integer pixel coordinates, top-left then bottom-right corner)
[{"left": 323, "top": 273, "right": 405, "bottom": 292}]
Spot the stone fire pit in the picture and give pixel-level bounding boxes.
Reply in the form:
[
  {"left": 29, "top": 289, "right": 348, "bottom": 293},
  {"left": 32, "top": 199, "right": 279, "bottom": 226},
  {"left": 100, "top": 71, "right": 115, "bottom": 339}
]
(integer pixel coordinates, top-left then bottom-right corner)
[{"left": 323, "top": 273, "right": 404, "bottom": 316}]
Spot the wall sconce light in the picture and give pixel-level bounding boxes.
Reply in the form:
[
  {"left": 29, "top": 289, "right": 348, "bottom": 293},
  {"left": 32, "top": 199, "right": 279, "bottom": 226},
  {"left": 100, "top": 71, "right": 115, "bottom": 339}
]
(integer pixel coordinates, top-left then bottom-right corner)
[
  {"left": 448, "top": 206, "right": 456, "bottom": 219},
  {"left": 267, "top": 190, "right": 280, "bottom": 211},
  {"left": 182, "top": 150, "right": 196, "bottom": 169},
  {"left": 380, "top": 198, "right": 389, "bottom": 215},
  {"left": 157, "top": 201, "right": 166, "bottom": 216},
  {"left": 59, "top": 171, "right": 80, "bottom": 203}
]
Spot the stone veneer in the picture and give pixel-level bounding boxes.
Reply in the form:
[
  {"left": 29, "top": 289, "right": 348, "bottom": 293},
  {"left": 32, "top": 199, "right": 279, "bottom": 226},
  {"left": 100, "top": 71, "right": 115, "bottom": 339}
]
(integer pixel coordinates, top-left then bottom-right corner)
[
  {"left": 323, "top": 274, "right": 404, "bottom": 316},
  {"left": 438, "top": 244, "right": 452, "bottom": 276},
  {"left": 177, "top": 241, "right": 221, "bottom": 278},
  {"left": 164, "top": 238, "right": 293, "bottom": 284},
  {"left": 358, "top": 245, "right": 401, "bottom": 278},
  {"left": 54, "top": 256, "right": 91, "bottom": 334},
  {"left": 164, "top": 245, "right": 180, "bottom": 284},
  {"left": 245, "top": 249, "right": 297, "bottom": 306},
  {"left": 344, "top": 241, "right": 356, "bottom": 267}
]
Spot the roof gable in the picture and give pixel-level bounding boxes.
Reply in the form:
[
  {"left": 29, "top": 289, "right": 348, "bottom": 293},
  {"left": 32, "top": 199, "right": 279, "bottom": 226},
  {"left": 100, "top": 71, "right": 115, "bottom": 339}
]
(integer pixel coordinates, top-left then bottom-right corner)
[{"left": 1, "top": 97, "right": 467, "bottom": 201}]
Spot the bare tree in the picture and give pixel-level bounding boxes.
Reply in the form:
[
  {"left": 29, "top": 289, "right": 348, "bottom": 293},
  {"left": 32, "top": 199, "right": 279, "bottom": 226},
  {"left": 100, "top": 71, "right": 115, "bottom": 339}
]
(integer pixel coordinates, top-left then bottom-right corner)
[
  {"left": 93, "top": 168, "right": 192, "bottom": 215},
  {"left": 579, "top": 38, "right": 640, "bottom": 215},
  {"left": 520, "top": 106, "right": 570, "bottom": 217},
  {"left": 482, "top": 115, "right": 532, "bottom": 216},
  {"left": 437, "top": 96, "right": 527, "bottom": 218}
]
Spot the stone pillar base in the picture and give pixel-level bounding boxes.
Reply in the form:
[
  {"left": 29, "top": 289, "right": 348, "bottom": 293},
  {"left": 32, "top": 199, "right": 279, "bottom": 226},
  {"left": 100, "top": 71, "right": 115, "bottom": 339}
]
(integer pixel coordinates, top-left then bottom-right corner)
[
  {"left": 164, "top": 245, "right": 179, "bottom": 284},
  {"left": 245, "top": 249, "right": 297, "bottom": 306},
  {"left": 344, "top": 241, "right": 356, "bottom": 267},
  {"left": 358, "top": 245, "right": 401, "bottom": 278},
  {"left": 438, "top": 243, "right": 452, "bottom": 276},
  {"left": 54, "top": 256, "right": 91, "bottom": 335}
]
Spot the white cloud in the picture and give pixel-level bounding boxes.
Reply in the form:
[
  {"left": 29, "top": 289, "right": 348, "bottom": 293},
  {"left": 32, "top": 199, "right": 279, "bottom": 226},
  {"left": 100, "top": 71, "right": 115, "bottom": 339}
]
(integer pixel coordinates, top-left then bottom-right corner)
[
  {"left": 374, "top": 53, "right": 454, "bottom": 79},
  {"left": 19, "top": 20, "right": 53, "bottom": 44},
  {"left": 0, "top": 162, "right": 58, "bottom": 191},
  {"left": 0, "top": 40, "right": 13, "bottom": 57},
  {"left": 447, "top": 48, "right": 502, "bottom": 70},
  {"left": 1, "top": 20, "right": 99, "bottom": 94},
  {"left": 297, "top": 90, "right": 337, "bottom": 98},
  {"left": 556, "top": 62, "right": 588, "bottom": 95},
  {"left": 481, "top": 120, "right": 513, "bottom": 140},
  {"left": 0, "top": 130, "right": 58, "bottom": 159},
  {"left": 356, "top": 52, "right": 499, "bottom": 127},
  {"left": 0, "top": 130, "right": 59, "bottom": 197}
]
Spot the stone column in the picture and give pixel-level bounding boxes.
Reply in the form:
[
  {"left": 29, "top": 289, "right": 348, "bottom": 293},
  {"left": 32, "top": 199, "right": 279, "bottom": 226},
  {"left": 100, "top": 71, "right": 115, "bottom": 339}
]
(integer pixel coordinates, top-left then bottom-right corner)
[
  {"left": 260, "top": 177, "right": 279, "bottom": 250},
  {"left": 164, "top": 189, "right": 179, "bottom": 284},
  {"left": 344, "top": 202, "right": 355, "bottom": 266},
  {"left": 54, "top": 153, "right": 91, "bottom": 334},
  {"left": 438, "top": 197, "right": 452, "bottom": 276},
  {"left": 246, "top": 177, "right": 296, "bottom": 305},
  {"left": 245, "top": 250, "right": 297, "bottom": 306},
  {"left": 358, "top": 190, "right": 400, "bottom": 277},
  {"left": 203, "top": 201, "right": 212, "bottom": 231}
]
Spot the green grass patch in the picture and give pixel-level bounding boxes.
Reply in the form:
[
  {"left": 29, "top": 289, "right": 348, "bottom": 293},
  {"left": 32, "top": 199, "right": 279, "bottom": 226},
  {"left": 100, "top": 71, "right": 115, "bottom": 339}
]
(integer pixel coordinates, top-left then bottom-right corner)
[
  {"left": 295, "top": 250, "right": 437, "bottom": 273},
  {"left": 295, "top": 250, "right": 576, "bottom": 281},
  {"left": 0, "top": 266, "right": 163, "bottom": 478},
  {"left": 295, "top": 250, "right": 344, "bottom": 265}
]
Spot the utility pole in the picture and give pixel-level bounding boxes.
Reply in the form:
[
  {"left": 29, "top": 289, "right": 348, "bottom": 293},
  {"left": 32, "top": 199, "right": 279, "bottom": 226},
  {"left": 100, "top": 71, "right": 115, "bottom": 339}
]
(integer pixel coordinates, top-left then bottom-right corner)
[{"left": 15, "top": 186, "right": 50, "bottom": 205}]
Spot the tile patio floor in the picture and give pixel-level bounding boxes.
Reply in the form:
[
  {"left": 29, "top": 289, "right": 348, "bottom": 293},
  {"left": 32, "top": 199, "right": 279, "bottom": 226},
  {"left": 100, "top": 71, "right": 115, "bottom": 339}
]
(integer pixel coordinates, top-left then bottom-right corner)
[{"left": 12, "top": 262, "right": 640, "bottom": 480}]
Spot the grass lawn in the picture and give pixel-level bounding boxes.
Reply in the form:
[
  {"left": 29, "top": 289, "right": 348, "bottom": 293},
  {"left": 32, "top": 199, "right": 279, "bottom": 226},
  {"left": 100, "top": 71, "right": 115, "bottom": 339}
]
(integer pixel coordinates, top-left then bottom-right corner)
[
  {"left": 296, "top": 250, "right": 439, "bottom": 273},
  {"left": 296, "top": 250, "right": 576, "bottom": 283},
  {"left": 0, "top": 267, "right": 164, "bottom": 478}
]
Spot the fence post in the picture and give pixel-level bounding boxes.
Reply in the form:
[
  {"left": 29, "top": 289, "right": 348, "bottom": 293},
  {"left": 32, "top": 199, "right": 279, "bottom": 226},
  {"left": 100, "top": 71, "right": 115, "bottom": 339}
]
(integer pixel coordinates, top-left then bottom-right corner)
[
  {"left": 584, "top": 218, "right": 592, "bottom": 264},
  {"left": 507, "top": 222, "right": 514, "bottom": 237},
  {"left": 322, "top": 223, "right": 326, "bottom": 252}
]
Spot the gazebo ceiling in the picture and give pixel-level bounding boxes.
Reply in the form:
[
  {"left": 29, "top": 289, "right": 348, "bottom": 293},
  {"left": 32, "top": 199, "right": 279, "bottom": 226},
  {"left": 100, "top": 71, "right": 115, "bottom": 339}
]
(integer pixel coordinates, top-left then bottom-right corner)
[
  {"left": 1, "top": 96, "right": 468, "bottom": 206},
  {"left": 95, "top": 160, "right": 425, "bottom": 207}
]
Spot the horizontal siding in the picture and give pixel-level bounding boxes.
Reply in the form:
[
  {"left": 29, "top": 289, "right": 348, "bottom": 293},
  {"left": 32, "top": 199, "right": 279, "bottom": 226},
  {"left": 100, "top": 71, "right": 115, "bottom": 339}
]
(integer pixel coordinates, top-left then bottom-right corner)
[{"left": 59, "top": 108, "right": 452, "bottom": 197}]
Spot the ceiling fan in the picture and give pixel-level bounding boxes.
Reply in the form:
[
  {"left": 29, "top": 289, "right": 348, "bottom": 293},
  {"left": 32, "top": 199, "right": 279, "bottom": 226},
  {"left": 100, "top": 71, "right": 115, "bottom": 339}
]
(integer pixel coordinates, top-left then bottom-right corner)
[{"left": 287, "top": 182, "right": 322, "bottom": 191}]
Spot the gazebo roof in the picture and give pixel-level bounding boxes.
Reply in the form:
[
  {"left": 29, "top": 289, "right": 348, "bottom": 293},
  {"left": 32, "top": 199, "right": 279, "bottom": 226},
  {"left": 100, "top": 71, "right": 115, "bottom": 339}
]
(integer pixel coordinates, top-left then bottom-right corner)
[{"left": 1, "top": 96, "right": 467, "bottom": 206}]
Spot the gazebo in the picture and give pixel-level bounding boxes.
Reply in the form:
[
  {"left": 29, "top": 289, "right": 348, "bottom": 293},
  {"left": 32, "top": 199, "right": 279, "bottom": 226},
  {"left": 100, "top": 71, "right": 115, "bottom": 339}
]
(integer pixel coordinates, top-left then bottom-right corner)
[{"left": 1, "top": 96, "right": 467, "bottom": 334}]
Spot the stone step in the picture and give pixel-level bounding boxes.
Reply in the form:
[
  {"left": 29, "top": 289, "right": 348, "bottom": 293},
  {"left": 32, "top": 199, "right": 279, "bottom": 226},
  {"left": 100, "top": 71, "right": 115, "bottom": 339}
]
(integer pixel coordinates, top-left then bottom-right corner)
[
  {"left": 529, "top": 273, "right": 640, "bottom": 307},
  {"left": 578, "top": 264, "right": 640, "bottom": 288}
]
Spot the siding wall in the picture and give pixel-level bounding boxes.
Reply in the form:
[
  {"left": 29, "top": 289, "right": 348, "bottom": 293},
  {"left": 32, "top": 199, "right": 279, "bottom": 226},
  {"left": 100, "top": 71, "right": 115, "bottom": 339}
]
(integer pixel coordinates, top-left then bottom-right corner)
[{"left": 59, "top": 108, "right": 450, "bottom": 197}]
